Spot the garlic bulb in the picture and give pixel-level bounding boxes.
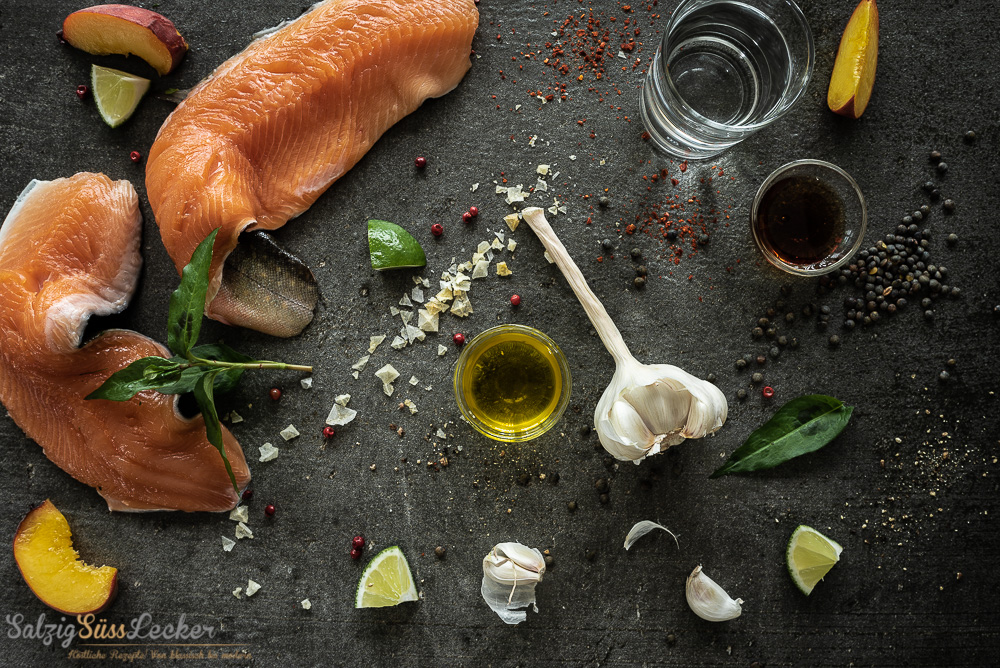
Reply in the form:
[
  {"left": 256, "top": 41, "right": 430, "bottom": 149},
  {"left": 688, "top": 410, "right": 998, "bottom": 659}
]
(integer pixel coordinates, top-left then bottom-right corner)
[
  {"left": 521, "top": 207, "right": 727, "bottom": 463},
  {"left": 481, "top": 542, "right": 546, "bottom": 625},
  {"left": 685, "top": 565, "right": 743, "bottom": 622}
]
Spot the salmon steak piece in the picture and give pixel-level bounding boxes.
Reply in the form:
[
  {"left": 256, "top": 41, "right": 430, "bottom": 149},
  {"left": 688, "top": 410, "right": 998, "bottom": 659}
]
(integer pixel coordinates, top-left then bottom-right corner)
[
  {"left": 146, "top": 0, "right": 480, "bottom": 337},
  {"left": 0, "top": 173, "right": 249, "bottom": 512}
]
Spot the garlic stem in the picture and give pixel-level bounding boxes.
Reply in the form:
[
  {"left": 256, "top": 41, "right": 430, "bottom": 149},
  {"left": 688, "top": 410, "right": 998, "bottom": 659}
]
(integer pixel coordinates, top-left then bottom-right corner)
[{"left": 521, "top": 207, "right": 633, "bottom": 365}]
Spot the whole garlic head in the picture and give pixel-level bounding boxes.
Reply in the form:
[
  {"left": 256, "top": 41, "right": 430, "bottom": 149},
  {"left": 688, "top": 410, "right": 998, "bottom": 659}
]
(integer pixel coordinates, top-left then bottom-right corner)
[
  {"left": 596, "top": 358, "right": 728, "bottom": 463},
  {"left": 481, "top": 542, "right": 546, "bottom": 625},
  {"left": 521, "top": 207, "right": 727, "bottom": 464}
]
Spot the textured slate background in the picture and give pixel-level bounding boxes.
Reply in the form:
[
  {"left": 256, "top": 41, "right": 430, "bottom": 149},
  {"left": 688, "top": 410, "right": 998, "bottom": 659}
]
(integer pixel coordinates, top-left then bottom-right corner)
[{"left": 0, "top": 0, "right": 998, "bottom": 666}]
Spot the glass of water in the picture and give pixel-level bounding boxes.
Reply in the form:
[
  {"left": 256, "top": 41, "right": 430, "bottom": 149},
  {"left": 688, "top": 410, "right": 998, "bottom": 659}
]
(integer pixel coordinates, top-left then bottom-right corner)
[{"left": 640, "top": 0, "right": 814, "bottom": 159}]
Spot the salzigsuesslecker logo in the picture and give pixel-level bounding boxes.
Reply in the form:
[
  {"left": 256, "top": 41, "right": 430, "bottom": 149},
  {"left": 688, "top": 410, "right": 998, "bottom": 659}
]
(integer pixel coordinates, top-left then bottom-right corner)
[{"left": 6, "top": 611, "right": 220, "bottom": 649}]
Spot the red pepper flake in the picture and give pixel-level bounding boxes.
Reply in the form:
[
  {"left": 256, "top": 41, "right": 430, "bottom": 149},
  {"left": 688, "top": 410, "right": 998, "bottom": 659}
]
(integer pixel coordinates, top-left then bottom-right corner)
[
  {"left": 625, "top": 223, "right": 636, "bottom": 234},
  {"left": 671, "top": 178, "right": 679, "bottom": 186},
  {"left": 641, "top": 131, "right": 650, "bottom": 141},
  {"left": 679, "top": 161, "right": 688, "bottom": 173}
]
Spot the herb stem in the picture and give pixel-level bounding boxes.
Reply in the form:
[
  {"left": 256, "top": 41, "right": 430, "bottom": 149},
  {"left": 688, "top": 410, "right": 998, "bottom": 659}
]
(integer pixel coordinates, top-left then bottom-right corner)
[{"left": 191, "top": 357, "right": 312, "bottom": 372}]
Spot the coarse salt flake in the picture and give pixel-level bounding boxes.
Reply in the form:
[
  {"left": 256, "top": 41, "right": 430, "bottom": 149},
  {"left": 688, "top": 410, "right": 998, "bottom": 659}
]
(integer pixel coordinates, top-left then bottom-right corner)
[
  {"left": 472, "top": 260, "right": 490, "bottom": 279},
  {"left": 404, "top": 399, "right": 418, "bottom": 414},
  {"left": 497, "top": 262, "right": 512, "bottom": 277},
  {"left": 369, "top": 335, "right": 385, "bottom": 353},
  {"left": 417, "top": 309, "right": 439, "bottom": 332},
  {"left": 229, "top": 505, "right": 249, "bottom": 523},
  {"left": 383, "top": 383, "right": 395, "bottom": 397},
  {"left": 391, "top": 336, "right": 407, "bottom": 350},
  {"left": 409, "top": 376, "right": 419, "bottom": 386},
  {"left": 280, "top": 425, "right": 300, "bottom": 441},
  {"left": 504, "top": 213, "right": 520, "bottom": 232},
  {"left": 544, "top": 251, "right": 555, "bottom": 264},
  {"left": 508, "top": 239, "right": 518, "bottom": 252},
  {"left": 491, "top": 238, "right": 503, "bottom": 250},
  {"left": 375, "top": 364, "right": 400, "bottom": 385},
  {"left": 536, "top": 164, "right": 550, "bottom": 175},
  {"left": 352, "top": 355, "right": 370, "bottom": 372},
  {"left": 438, "top": 345, "right": 448, "bottom": 356},
  {"left": 535, "top": 179, "right": 548, "bottom": 192},
  {"left": 233, "top": 587, "right": 242, "bottom": 599},
  {"left": 235, "top": 522, "right": 253, "bottom": 540},
  {"left": 299, "top": 377, "right": 313, "bottom": 390},
  {"left": 246, "top": 580, "right": 261, "bottom": 597},
  {"left": 411, "top": 287, "right": 424, "bottom": 303},
  {"left": 336, "top": 394, "right": 351, "bottom": 406},
  {"left": 258, "top": 443, "right": 279, "bottom": 462},
  {"left": 301, "top": 599, "right": 312, "bottom": 610},
  {"left": 230, "top": 411, "right": 244, "bottom": 424},
  {"left": 222, "top": 536, "right": 236, "bottom": 552},
  {"left": 326, "top": 403, "right": 357, "bottom": 426},
  {"left": 399, "top": 294, "right": 412, "bottom": 307}
]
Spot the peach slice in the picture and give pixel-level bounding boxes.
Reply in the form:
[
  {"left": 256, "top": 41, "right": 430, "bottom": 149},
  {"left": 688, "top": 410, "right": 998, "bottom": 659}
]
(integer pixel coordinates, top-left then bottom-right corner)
[
  {"left": 13, "top": 500, "right": 118, "bottom": 615},
  {"left": 827, "top": 0, "right": 879, "bottom": 119},
  {"left": 61, "top": 4, "right": 188, "bottom": 76}
]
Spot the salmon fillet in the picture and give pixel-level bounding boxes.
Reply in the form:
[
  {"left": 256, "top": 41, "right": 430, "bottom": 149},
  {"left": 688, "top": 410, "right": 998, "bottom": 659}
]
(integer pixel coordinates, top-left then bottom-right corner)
[
  {"left": 146, "top": 0, "right": 480, "bottom": 336},
  {"left": 0, "top": 173, "right": 250, "bottom": 512}
]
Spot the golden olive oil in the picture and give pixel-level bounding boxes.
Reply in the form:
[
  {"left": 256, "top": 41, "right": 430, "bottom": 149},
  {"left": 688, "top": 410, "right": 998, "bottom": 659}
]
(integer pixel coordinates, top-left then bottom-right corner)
[{"left": 461, "top": 331, "right": 563, "bottom": 437}]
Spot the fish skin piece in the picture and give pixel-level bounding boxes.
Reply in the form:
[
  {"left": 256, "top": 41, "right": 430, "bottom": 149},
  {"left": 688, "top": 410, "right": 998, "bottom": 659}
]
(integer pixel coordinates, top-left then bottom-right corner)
[
  {"left": 146, "top": 0, "right": 480, "bottom": 337},
  {"left": 0, "top": 173, "right": 250, "bottom": 512}
]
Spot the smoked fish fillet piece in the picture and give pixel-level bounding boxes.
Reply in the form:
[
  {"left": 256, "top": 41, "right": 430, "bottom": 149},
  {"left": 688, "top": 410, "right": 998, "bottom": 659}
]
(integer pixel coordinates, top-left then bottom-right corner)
[
  {"left": 146, "top": 0, "right": 480, "bottom": 336},
  {"left": 0, "top": 174, "right": 249, "bottom": 512}
]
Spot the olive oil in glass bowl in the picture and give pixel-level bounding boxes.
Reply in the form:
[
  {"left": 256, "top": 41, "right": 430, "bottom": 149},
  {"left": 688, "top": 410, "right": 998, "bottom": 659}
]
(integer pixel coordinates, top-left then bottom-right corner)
[{"left": 454, "top": 325, "right": 571, "bottom": 442}]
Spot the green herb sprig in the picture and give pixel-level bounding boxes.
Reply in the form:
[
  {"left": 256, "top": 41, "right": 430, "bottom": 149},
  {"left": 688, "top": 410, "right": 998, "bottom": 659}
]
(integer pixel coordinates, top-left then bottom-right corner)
[
  {"left": 711, "top": 394, "right": 853, "bottom": 478},
  {"left": 86, "top": 229, "right": 312, "bottom": 490}
]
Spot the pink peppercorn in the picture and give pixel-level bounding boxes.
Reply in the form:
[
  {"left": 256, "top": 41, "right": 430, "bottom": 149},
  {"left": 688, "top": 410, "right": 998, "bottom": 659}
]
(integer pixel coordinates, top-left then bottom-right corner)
[
  {"left": 414, "top": 156, "right": 427, "bottom": 168},
  {"left": 431, "top": 223, "right": 444, "bottom": 237},
  {"left": 762, "top": 386, "right": 775, "bottom": 399},
  {"left": 510, "top": 294, "right": 521, "bottom": 307},
  {"left": 453, "top": 333, "right": 466, "bottom": 346}
]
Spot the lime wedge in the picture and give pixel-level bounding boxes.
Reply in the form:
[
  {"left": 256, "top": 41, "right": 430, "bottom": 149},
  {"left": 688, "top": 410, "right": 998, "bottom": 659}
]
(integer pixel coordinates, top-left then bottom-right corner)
[
  {"left": 367, "top": 220, "right": 426, "bottom": 271},
  {"left": 786, "top": 525, "right": 843, "bottom": 595},
  {"left": 355, "top": 546, "right": 419, "bottom": 608},
  {"left": 90, "top": 65, "right": 150, "bottom": 128}
]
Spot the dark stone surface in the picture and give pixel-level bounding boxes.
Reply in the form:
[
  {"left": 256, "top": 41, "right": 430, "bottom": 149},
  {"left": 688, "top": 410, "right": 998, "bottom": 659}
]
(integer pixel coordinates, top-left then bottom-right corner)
[{"left": 0, "top": 0, "right": 998, "bottom": 665}]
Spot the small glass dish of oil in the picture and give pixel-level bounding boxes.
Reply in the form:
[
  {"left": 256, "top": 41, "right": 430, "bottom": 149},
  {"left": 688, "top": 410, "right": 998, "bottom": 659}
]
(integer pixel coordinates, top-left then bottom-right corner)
[
  {"left": 453, "top": 324, "right": 571, "bottom": 442},
  {"left": 751, "top": 159, "right": 867, "bottom": 276}
]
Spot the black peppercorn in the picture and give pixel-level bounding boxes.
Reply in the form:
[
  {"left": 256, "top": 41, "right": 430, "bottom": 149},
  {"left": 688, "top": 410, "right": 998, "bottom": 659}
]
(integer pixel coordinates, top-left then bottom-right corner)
[
  {"left": 929, "top": 150, "right": 942, "bottom": 163},
  {"left": 630, "top": 248, "right": 642, "bottom": 260},
  {"left": 435, "top": 546, "right": 446, "bottom": 559},
  {"left": 939, "top": 370, "right": 950, "bottom": 382},
  {"left": 911, "top": 210, "right": 923, "bottom": 222},
  {"left": 964, "top": 130, "right": 976, "bottom": 143},
  {"left": 635, "top": 265, "right": 647, "bottom": 276},
  {"left": 601, "top": 238, "right": 613, "bottom": 251},
  {"left": 751, "top": 372, "right": 763, "bottom": 384},
  {"left": 594, "top": 478, "right": 609, "bottom": 493},
  {"left": 707, "top": 373, "right": 717, "bottom": 383},
  {"left": 756, "top": 354, "right": 767, "bottom": 365},
  {"left": 829, "top": 335, "right": 840, "bottom": 346},
  {"left": 599, "top": 195, "right": 610, "bottom": 207},
  {"left": 634, "top": 277, "right": 646, "bottom": 289},
  {"left": 698, "top": 234, "right": 710, "bottom": 245},
  {"left": 924, "top": 309, "right": 934, "bottom": 320},
  {"left": 666, "top": 229, "right": 678, "bottom": 241},
  {"left": 735, "top": 358, "right": 747, "bottom": 370},
  {"left": 943, "top": 199, "right": 955, "bottom": 212},
  {"left": 936, "top": 162, "right": 948, "bottom": 174},
  {"left": 752, "top": 327, "right": 763, "bottom": 338},
  {"left": 736, "top": 389, "right": 747, "bottom": 400},
  {"left": 567, "top": 501, "right": 577, "bottom": 512}
]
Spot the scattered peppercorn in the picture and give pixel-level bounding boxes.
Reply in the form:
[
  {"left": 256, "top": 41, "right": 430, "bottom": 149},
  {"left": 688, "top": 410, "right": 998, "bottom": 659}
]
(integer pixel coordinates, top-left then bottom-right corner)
[
  {"left": 735, "top": 358, "right": 747, "bottom": 370},
  {"left": 634, "top": 277, "right": 646, "bottom": 289},
  {"left": 468, "top": 206, "right": 479, "bottom": 217},
  {"left": 756, "top": 354, "right": 767, "bottom": 365},
  {"left": 352, "top": 535, "right": 365, "bottom": 549},
  {"left": 599, "top": 196, "right": 610, "bottom": 207},
  {"left": 435, "top": 546, "right": 446, "bottom": 559},
  {"left": 924, "top": 309, "right": 934, "bottom": 320},
  {"left": 510, "top": 294, "right": 521, "bottom": 307},
  {"left": 601, "top": 238, "right": 613, "bottom": 251},
  {"left": 350, "top": 547, "right": 362, "bottom": 560},
  {"left": 929, "top": 150, "right": 942, "bottom": 163},
  {"left": 635, "top": 265, "right": 648, "bottom": 277},
  {"left": 269, "top": 387, "right": 282, "bottom": 401},
  {"left": 752, "top": 327, "right": 764, "bottom": 338},
  {"left": 829, "top": 335, "right": 840, "bottom": 346},
  {"left": 414, "top": 156, "right": 427, "bottom": 168},
  {"left": 265, "top": 504, "right": 276, "bottom": 517},
  {"left": 698, "top": 234, "right": 710, "bottom": 245},
  {"left": 462, "top": 211, "right": 472, "bottom": 223},
  {"left": 594, "top": 478, "right": 609, "bottom": 493},
  {"left": 431, "top": 223, "right": 443, "bottom": 237},
  {"left": 751, "top": 372, "right": 763, "bottom": 384},
  {"left": 599, "top": 493, "right": 610, "bottom": 505},
  {"left": 130, "top": 151, "right": 142, "bottom": 163},
  {"left": 707, "top": 373, "right": 717, "bottom": 383},
  {"left": 75, "top": 84, "right": 88, "bottom": 100},
  {"left": 943, "top": 199, "right": 955, "bottom": 212},
  {"left": 544, "top": 555, "right": 555, "bottom": 568},
  {"left": 736, "top": 389, "right": 747, "bottom": 400},
  {"left": 936, "top": 162, "right": 948, "bottom": 175},
  {"left": 453, "top": 332, "right": 465, "bottom": 346},
  {"left": 585, "top": 549, "right": 597, "bottom": 562},
  {"left": 241, "top": 488, "right": 253, "bottom": 501},
  {"left": 567, "top": 500, "right": 577, "bottom": 512},
  {"left": 762, "top": 386, "right": 775, "bottom": 398},
  {"left": 322, "top": 425, "right": 335, "bottom": 438},
  {"left": 964, "top": 130, "right": 976, "bottom": 143},
  {"left": 939, "top": 370, "right": 950, "bottom": 382}
]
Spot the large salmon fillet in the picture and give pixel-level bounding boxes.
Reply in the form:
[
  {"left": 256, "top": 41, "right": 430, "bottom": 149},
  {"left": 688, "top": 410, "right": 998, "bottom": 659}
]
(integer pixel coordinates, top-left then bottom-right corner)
[
  {"left": 146, "top": 0, "right": 480, "bottom": 337},
  {"left": 0, "top": 173, "right": 249, "bottom": 512}
]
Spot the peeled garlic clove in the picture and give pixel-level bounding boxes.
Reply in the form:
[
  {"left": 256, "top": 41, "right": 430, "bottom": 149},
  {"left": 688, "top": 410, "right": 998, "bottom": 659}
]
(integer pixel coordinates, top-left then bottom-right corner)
[
  {"left": 481, "top": 542, "right": 546, "bottom": 625},
  {"left": 685, "top": 565, "right": 743, "bottom": 622}
]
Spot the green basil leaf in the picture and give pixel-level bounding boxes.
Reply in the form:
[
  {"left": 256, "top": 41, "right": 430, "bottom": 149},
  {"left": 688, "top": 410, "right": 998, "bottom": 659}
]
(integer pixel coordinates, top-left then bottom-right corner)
[
  {"left": 190, "top": 343, "right": 255, "bottom": 364},
  {"left": 156, "top": 366, "right": 213, "bottom": 395},
  {"left": 167, "top": 228, "right": 219, "bottom": 358},
  {"left": 212, "top": 367, "right": 245, "bottom": 395},
  {"left": 85, "top": 357, "right": 182, "bottom": 401},
  {"left": 711, "top": 395, "right": 853, "bottom": 478},
  {"left": 193, "top": 370, "right": 237, "bottom": 492}
]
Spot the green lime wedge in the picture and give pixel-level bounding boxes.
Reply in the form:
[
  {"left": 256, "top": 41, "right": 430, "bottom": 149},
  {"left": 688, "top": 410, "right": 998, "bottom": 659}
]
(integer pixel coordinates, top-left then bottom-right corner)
[
  {"left": 367, "top": 220, "right": 426, "bottom": 271},
  {"left": 786, "top": 525, "right": 843, "bottom": 595},
  {"left": 91, "top": 65, "right": 150, "bottom": 128},
  {"left": 355, "top": 546, "right": 419, "bottom": 608}
]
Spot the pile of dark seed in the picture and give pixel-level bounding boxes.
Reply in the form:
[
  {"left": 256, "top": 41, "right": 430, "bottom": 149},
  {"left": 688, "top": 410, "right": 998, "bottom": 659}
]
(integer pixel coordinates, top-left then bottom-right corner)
[{"left": 729, "top": 145, "right": 967, "bottom": 398}]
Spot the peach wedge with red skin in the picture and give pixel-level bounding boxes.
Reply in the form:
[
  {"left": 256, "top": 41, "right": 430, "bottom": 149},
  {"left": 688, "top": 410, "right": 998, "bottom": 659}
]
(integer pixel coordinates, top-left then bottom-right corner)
[
  {"left": 827, "top": 0, "right": 879, "bottom": 119},
  {"left": 61, "top": 4, "right": 188, "bottom": 76},
  {"left": 13, "top": 500, "right": 118, "bottom": 615}
]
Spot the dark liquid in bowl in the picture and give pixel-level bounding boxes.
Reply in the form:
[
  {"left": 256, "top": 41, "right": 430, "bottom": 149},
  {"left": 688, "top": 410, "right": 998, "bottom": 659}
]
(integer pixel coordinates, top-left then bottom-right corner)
[{"left": 755, "top": 175, "right": 845, "bottom": 266}]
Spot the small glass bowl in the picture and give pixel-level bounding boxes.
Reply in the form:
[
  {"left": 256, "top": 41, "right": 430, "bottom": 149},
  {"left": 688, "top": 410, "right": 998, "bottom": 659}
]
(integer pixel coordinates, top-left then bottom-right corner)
[
  {"left": 750, "top": 159, "right": 867, "bottom": 276},
  {"left": 453, "top": 325, "right": 571, "bottom": 443}
]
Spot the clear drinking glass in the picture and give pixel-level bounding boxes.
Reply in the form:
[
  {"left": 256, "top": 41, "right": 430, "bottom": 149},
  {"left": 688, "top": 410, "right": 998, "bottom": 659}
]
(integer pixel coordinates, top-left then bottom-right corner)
[{"left": 639, "top": 0, "right": 814, "bottom": 159}]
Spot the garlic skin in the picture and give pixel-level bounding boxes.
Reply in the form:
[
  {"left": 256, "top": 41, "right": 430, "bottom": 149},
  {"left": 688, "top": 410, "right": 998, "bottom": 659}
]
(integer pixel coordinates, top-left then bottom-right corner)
[
  {"left": 685, "top": 565, "right": 743, "bottom": 622},
  {"left": 522, "top": 207, "right": 727, "bottom": 463},
  {"left": 481, "top": 542, "right": 546, "bottom": 625}
]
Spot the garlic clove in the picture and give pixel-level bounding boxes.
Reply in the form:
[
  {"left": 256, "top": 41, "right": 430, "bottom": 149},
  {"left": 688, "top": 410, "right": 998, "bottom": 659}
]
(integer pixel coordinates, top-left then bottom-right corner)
[
  {"left": 481, "top": 542, "right": 546, "bottom": 625},
  {"left": 685, "top": 565, "right": 743, "bottom": 622}
]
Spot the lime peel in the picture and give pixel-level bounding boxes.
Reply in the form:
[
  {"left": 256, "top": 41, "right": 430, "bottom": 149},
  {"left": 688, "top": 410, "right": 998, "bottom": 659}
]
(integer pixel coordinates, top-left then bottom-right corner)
[
  {"left": 367, "top": 220, "right": 426, "bottom": 271},
  {"left": 354, "top": 546, "right": 418, "bottom": 608},
  {"left": 787, "top": 525, "right": 843, "bottom": 595}
]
